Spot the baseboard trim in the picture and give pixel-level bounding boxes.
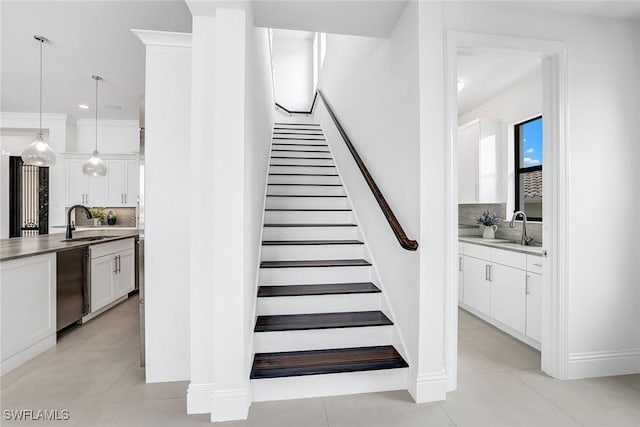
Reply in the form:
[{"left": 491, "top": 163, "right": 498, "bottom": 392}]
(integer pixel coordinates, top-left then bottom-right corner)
[
  {"left": 568, "top": 349, "right": 640, "bottom": 379},
  {"left": 187, "top": 382, "right": 214, "bottom": 415},
  {"left": 0, "top": 334, "right": 56, "bottom": 376},
  {"left": 211, "top": 387, "right": 250, "bottom": 422},
  {"left": 408, "top": 370, "right": 447, "bottom": 403}
]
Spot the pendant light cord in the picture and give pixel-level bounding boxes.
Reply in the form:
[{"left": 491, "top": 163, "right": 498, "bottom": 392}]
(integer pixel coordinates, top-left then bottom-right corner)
[
  {"left": 39, "top": 38, "right": 43, "bottom": 135},
  {"left": 95, "top": 77, "right": 98, "bottom": 152}
]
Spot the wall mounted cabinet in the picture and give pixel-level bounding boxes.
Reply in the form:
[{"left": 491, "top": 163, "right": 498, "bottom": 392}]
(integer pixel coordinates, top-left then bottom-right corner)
[
  {"left": 64, "top": 155, "right": 138, "bottom": 207},
  {"left": 458, "top": 119, "right": 504, "bottom": 204}
]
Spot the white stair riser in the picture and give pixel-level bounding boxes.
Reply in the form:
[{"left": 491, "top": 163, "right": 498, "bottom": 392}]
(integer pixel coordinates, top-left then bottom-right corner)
[
  {"left": 272, "top": 138, "right": 326, "bottom": 145},
  {"left": 269, "top": 165, "right": 337, "bottom": 175},
  {"left": 267, "top": 185, "right": 345, "bottom": 196},
  {"left": 261, "top": 244, "right": 364, "bottom": 261},
  {"left": 251, "top": 368, "right": 409, "bottom": 402},
  {"left": 264, "top": 210, "right": 353, "bottom": 224},
  {"left": 270, "top": 157, "right": 334, "bottom": 166},
  {"left": 270, "top": 150, "right": 330, "bottom": 158},
  {"left": 271, "top": 144, "right": 328, "bottom": 152},
  {"left": 273, "top": 129, "right": 324, "bottom": 134},
  {"left": 254, "top": 325, "right": 390, "bottom": 353},
  {"left": 268, "top": 175, "right": 341, "bottom": 185},
  {"left": 265, "top": 197, "right": 348, "bottom": 210},
  {"left": 256, "top": 293, "right": 381, "bottom": 316},
  {"left": 262, "top": 226, "right": 359, "bottom": 241},
  {"left": 259, "top": 266, "right": 371, "bottom": 285}
]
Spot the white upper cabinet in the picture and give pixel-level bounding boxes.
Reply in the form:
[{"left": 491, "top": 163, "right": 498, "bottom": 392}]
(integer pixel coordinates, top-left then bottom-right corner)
[
  {"left": 64, "top": 155, "right": 138, "bottom": 207},
  {"left": 458, "top": 119, "right": 504, "bottom": 204}
]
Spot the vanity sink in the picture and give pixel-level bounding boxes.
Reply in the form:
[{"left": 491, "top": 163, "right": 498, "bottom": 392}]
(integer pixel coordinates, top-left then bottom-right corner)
[{"left": 60, "top": 235, "right": 117, "bottom": 243}]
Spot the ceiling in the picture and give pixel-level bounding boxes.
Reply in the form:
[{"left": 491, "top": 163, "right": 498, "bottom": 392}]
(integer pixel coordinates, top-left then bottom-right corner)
[
  {"left": 252, "top": 1, "right": 408, "bottom": 37},
  {"left": 500, "top": 0, "right": 640, "bottom": 21},
  {"left": 0, "top": 1, "right": 192, "bottom": 121},
  {"left": 457, "top": 51, "right": 541, "bottom": 116}
]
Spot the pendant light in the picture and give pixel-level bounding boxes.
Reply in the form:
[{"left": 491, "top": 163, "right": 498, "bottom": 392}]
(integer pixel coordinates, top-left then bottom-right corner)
[
  {"left": 21, "top": 35, "right": 57, "bottom": 167},
  {"left": 82, "top": 75, "right": 107, "bottom": 176}
]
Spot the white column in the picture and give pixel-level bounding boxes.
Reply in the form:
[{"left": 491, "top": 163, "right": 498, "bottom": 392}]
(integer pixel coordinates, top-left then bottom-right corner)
[{"left": 132, "top": 29, "right": 192, "bottom": 383}]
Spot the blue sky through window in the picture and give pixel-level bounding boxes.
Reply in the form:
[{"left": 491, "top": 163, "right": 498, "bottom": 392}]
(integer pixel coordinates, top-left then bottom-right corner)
[{"left": 521, "top": 117, "right": 543, "bottom": 167}]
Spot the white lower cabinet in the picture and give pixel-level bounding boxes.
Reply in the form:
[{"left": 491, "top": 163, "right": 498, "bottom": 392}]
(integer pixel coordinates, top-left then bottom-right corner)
[
  {"left": 90, "top": 239, "right": 135, "bottom": 313},
  {"left": 462, "top": 256, "right": 491, "bottom": 315},
  {"left": 460, "top": 242, "right": 543, "bottom": 348},
  {"left": 490, "top": 263, "right": 526, "bottom": 334},
  {"left": 525, "top": 272, "right": 543, "bottom": 342}
]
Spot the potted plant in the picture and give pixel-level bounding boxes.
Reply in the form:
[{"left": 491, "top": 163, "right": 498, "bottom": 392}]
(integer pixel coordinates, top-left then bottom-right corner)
[
  {"left": 477, "top": 211, "right": 502, "bottom": 239},
  {"left": 89, "top": 207, "right": 106, "bottom": 226}
]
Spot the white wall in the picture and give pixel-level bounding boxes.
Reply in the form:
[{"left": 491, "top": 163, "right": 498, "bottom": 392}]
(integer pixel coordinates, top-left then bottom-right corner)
[
  {"left": 134, "top": 31, "right": 192, "bottom": 383},
  {"left": 459, "top": 69, "right": 543, "bottom": 216},
  {"left": 272, "top": 31, "right": 314, "bottom": 111},
  {"left": 75, "top": 119, "right": 139, "bottom": 154},
  {"left": 438, "top": 3, "right": 640, "bottom": 379},
  {"left": 317, "top": 1, "right": 435, "bottom": 400},
  {"left": 243, "top": 19, "right": 274, "bottom": 381}
]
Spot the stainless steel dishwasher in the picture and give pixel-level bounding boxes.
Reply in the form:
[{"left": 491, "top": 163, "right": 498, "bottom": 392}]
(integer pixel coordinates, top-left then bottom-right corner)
[{"left": 56, "top": 247, "right": 90, "bottom": 331}]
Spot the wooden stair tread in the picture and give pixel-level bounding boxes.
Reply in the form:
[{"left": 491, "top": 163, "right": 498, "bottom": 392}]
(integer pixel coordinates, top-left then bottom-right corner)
[
  {"left": 269, "top": 164, "right": 335, "bottom": 167},
  {"left": 273, "top": 132, "right": 325, "bottom": 136},
  {"left": 254, "top": 311, "right": 392, "bottom": 332},
  {"left": 263, "top": 223, "right": 356, "bottom": 227},
  {"left": 267, "top": 183, "right": 342, "bottom": 186},
  {"left": 264, "top": 208, "right": 351, "bottom": 211},
  {"left": 273, "top": 137, "right": 326, "bottom": 141},
  {"left": 260, "top": 259, "right": 371, "bottom": 268},
  {"left": 270, "top": 156, "right": 332, "bottom": 160},
  {"left": 266, "top": 196, "right": 346, "bottom": 200},
  {"left": 258, "top": 282, "right": 380, "bottom": 297},
  {"left": 268, "top": 173, "right": 338, "bottom": 176},
  {"left": 272, "top": 144, "right": 328, "bottom": 147},
  {"left": 274, "top": 123, "right": 320, "bottom": 126},
  {"left": 271, "top": 149, "right": 330, "bottom": 153},
  {"left": 262, "top": 239, "right": 363, "bottom": 245},
  {"left": 250, "top": 345, "right": 406, "bottom": 379}
]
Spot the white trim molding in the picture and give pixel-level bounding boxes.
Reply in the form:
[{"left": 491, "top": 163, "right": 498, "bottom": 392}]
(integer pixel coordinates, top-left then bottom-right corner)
[
  {"left": 444, "top": 31, "right": 569, "bottom": 385},
  {"left": 568, "top": 349, "right": 640, "bottom": 379},
  {"left": 187, "top": 382, "right": 214, "bottom": 414},
  {"left": 211, "top": 387, "right": 251, "bottom": 422},
  {"left": 409, "top": 370, "right": 447, "bottom": 403},
  {"left": 131, "top": 29, "right": 192, "bottom": 48}
]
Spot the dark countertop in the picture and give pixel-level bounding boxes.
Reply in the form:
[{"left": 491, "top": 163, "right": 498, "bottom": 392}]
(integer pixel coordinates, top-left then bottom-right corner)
[{"left": 0, "top": 230, "right": 139, "bottom": 262}]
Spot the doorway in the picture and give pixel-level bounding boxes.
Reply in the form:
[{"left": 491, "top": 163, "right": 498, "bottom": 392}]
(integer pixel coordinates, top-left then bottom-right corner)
[
  {"left": 444, "top": 32, "right": 570, "bottom": 390},
  {"left": 9, "top": 156, "right": 49, "bottom": 237}
]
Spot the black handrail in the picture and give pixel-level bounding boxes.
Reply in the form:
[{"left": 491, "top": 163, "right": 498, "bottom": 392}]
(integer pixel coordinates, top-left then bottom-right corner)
[
  {"left": 316, "top": 90, "right": 418, "bottom": 251},
  {"left": 275, "top": 92, "right": 318, "bottom": 115}
]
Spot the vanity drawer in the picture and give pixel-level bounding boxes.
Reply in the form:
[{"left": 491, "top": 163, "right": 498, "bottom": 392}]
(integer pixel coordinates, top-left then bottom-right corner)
[
  {"left": 464, "top": 243, "right": 491, "bottom": 260},
  {"left": 491, "top": 247, "right": 526, "bottom": 270},
  {"left": 526, "top": 255, "right": 544, "bottom": 274}
]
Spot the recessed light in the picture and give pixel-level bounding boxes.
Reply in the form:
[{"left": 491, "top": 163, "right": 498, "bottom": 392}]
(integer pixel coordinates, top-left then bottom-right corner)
[
  {"left": 78, "top": 104, "right": 89, "bottom": 109},
  {"left": 457, "top": 80, "right": 465, "bottom": 93}
]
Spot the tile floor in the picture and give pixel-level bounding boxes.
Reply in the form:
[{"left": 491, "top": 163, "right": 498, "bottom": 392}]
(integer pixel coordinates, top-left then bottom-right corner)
[{"left": 1, "top": 297, "right": 639, "bottom": 426}]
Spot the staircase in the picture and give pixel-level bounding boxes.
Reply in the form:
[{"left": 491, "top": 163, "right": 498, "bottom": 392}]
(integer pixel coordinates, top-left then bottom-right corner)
[{"left": 250, "top": 122, "right": 408, "bottom": 402}]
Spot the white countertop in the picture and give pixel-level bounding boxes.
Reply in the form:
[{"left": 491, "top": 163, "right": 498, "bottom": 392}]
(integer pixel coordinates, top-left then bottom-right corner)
[{"left": 459, "top": 237, "right": 545, "bottom": 257}]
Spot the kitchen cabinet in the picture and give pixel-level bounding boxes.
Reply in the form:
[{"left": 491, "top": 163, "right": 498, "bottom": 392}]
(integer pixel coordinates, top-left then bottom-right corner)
[
  {"left": 458, "top": 119, "right": 503, "bottom": 204},
  {"left": 89, "top": 238, "right": 135, "bottom": 312},
  {"left": 489, "top": 263, "right": 526, "bottom": 334},
  {"left": 459, "top": 241, "right": 543, "bottom": 348},
  {"left": 462, "top": 255, "right": 491, "bottom": 315},
  {"left": 526, "top": 272, "right": 542, "bottom": 342},
  {"left": 64, "top": 155, "right": 138, "bottom": 207}
]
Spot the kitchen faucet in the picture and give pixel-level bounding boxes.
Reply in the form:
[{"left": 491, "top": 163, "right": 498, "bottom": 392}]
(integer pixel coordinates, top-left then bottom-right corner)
[
  {"left": 509, "top": 210, "right": 534, "bottom": 246},
  {"left": 66, "top": 205, "right": 92, "bottom": 239}
]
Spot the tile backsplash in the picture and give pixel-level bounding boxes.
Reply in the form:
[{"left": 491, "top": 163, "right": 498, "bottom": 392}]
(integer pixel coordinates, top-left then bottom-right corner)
[
  {"left": 459, "top": 203, "right": 542, "bottom": 243},
  {"left": 75, "top": 207, "right": 137, "bottom": 227}
]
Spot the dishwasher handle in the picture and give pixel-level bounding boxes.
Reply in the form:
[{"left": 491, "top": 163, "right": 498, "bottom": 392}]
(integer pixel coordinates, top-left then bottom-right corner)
[{"left": 82, "top": 251, "right": 91, "bottom": 315}]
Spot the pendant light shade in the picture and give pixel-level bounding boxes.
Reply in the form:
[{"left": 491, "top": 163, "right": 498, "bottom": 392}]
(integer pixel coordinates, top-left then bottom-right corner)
[
  {"left": 22, "top": 35, "right": 57, "bottom": 167},
  {"left": 82, "top": 75, "right": 107, "bottom": 176}
]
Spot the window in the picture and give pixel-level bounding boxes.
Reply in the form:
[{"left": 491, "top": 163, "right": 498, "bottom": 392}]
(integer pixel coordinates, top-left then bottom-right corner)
[{"left": 514, "top": 116, "right": 543, "bottom": 221}]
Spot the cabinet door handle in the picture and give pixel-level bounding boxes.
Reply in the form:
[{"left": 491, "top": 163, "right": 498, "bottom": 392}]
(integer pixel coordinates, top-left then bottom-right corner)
[
  {"left": 486, "top": 264, "right": 493, "bottom": 282},
  {"left": 125, "top": 194, "right": 127, "bottom": 204},
  {"left": 117, "top": 255, "right": 121, "bottom": 274},
  {"left": 485, "top": 264, "right": 489, "bottom": 281},
  {"left": 533, "top": 263, "right": 542, "bottom": 267},
  {"left": 459, "top": 257, "right": 464, "bottom": 272},
  {"left": 526, "top": 275, "right": 531, "bottom": 294},
  {"left": 114, "top": 256, "right": 118, "bottom": 274}
]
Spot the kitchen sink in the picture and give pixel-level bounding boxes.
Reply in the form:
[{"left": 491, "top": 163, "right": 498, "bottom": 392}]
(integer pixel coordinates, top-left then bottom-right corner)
[{"left": 61, "top": 235, "right": 117, "bottom": 243}]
